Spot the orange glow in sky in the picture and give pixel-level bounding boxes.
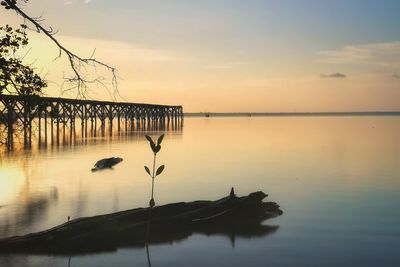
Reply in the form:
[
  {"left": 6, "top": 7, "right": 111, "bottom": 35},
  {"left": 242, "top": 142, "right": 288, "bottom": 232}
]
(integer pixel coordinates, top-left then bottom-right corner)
[{"left": 1, "top": 0, "right": 399, "bottom": 112}]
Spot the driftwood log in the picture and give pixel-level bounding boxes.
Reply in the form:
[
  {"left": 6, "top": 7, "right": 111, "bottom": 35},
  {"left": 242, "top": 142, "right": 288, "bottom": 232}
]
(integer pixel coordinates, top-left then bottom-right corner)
[{"left": 0, "top": 190, "right": 282, "bottom": 255}]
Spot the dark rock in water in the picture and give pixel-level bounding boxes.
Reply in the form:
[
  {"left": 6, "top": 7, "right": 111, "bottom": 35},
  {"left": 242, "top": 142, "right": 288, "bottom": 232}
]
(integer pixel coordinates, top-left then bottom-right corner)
[
  {"left": 0, "top": 190, "right": 283, "bottom": 255},
  {"left": 91, "top": 157, "right": 123, "bottom": 172}
]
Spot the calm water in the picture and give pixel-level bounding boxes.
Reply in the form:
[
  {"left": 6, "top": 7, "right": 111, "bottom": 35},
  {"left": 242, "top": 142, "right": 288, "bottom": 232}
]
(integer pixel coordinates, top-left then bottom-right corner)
[{"left": 0, "top": 116, "right": 399, "bottom": 267}]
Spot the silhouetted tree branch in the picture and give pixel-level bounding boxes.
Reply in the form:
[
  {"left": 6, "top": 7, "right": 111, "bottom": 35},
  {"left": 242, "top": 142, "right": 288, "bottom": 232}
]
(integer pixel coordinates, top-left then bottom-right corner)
[{"left": 1, "top": 0, "right": 118, "bottom": 99}]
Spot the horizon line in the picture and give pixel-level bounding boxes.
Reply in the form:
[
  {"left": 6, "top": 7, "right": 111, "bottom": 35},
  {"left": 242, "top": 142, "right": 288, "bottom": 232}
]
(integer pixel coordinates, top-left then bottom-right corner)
[{"left": 184, "top": 111, "right": 400, "bottom": 117}]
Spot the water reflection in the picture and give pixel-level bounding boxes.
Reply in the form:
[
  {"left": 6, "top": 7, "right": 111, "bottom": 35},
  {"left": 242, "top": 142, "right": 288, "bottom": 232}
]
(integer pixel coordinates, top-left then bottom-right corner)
[
  {"left": 0, "top": 121, "right": 183, "bottom": 239},
  {"left": 0, "top": 117, "right": 183, "bottom": 154},
  {"left": 0, "top": 116, "right": 399, "bottom": 267},
  {"left": 0, "top": 160, "right": 59, "bottom": 238},
  {"left": 0, "top": 186, "right": 58, "bottom": 238}
]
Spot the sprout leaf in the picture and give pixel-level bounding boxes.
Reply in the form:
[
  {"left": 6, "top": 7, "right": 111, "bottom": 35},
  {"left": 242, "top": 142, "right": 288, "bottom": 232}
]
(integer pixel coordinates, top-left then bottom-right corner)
[
  {"left": 156, "top": 165, "right": 165, "bottom": 176},
  {"left": 144, "top": 166, "right": 151, "bottom": 176},
  {"left": 157, "top": 134, "right": 165, "bottom": 146},
  {"left": 145, "top": 135, "right": 155, "bottom": 146}
]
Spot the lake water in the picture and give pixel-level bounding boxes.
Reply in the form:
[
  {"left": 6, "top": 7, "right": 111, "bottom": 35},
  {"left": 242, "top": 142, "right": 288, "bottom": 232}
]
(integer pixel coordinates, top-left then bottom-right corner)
[{"left": 0, "top": 116, "right": 399, "bottom": 267}]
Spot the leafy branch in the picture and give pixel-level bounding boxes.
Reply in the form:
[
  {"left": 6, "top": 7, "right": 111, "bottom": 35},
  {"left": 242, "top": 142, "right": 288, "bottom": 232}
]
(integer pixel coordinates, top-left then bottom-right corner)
[{"left": 0, "top": 24, "right": 47, "bottom": 96}]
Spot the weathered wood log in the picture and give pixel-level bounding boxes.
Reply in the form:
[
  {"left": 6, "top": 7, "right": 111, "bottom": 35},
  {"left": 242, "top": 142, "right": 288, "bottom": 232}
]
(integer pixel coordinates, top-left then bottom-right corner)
[{"left": 0, "top": 190, "right": 282, "bottom": 255}]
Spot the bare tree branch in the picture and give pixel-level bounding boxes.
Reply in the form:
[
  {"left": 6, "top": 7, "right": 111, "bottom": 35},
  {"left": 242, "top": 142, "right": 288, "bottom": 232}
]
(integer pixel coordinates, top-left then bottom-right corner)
[{"left": 2, "top": 0, "right": 118, "bottom": 99}]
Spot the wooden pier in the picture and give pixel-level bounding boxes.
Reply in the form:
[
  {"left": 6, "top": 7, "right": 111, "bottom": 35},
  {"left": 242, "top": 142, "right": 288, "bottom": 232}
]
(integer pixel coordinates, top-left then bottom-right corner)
[{"left": 0, "top": 94, "right": 183, "bottom": 150}]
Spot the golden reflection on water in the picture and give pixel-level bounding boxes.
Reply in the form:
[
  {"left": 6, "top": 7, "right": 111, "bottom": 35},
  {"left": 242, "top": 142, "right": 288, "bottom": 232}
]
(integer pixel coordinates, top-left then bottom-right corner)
[
  {"left": 0, "top": 116, "right": 399, "bottom": 239},
  {"left": 178, "top": 116, "right": 400, "bottom": 189},
  {"left": 0, "top": 167, "right": 25, "bottom": 205}
]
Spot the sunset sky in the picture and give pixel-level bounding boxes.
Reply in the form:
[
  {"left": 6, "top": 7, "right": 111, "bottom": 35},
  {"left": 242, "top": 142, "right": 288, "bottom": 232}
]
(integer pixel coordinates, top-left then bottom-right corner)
[{"left": 2, "top": 0, "right": 400, "bottom": 112}]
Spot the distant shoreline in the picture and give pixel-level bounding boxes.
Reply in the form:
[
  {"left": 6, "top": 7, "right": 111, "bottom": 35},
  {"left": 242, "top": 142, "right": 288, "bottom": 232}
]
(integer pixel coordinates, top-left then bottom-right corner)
[{"left": 184, "top": 111, "right": 400, "bottom": 117}]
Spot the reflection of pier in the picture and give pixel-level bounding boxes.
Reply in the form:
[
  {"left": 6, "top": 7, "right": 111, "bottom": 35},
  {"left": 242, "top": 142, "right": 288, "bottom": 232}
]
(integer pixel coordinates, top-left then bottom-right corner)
[{"left": 0, "top": 94, "right": 183, "bottom": 150}]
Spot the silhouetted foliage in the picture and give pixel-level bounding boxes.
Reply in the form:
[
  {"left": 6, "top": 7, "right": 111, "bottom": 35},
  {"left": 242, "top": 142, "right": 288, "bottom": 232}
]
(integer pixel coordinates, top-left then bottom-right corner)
[
  {"left": 1, "top": 0, "right": 117, "bottom": 98},
  {"left": 0, "top": 24, "right": 47, "bottom": 96}
]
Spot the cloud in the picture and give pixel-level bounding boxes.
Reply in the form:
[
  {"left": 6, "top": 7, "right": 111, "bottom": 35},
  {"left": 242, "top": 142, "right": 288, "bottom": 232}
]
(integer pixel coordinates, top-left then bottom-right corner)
[
  {"left": 320, "top": 72, "right": 347, "bottom": 79},
  {"left": 206, "top": 61, "right": 250, "bottom": 70},
  {"left": 319, "top": 41, "right": 400, "bottom": 68},
  {"left": 392, "top": 74, "right": 400, "bottom": 79},
  {"left": 55, "top": 35, "right": 179, "bottom": 63}
]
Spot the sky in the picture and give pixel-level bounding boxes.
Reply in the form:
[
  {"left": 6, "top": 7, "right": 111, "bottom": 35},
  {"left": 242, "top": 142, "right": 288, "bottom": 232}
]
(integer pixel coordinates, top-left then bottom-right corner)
[{"left": 1, "top": 0, "right": 400, "bottom": 112}]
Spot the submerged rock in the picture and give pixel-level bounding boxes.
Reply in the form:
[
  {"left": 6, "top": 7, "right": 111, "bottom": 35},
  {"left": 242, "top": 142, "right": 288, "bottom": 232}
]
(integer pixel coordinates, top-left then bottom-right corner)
[
  {"left": 91, "top": 157, "right": 123, "bottom": 172},
  {"left": 0, "top": 190, "right": 283, "bottom": 255}
]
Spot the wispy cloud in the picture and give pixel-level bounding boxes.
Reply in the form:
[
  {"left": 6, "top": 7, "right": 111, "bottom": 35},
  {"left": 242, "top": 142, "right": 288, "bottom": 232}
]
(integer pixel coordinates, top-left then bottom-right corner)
[
  {"left": 319, "top": 41, "right": 400, "bottom": 68},
  {"left": 27, "top": 34, "right": 179, "bottom": 66},
  {"left": 320, "top": 72, "right": 347, "bottom": 79},
  {"left": 206, "top": 61, "right": 250, "bottom": 70},
  {"left": 56, "top": 35, "right": 179, "bottom": 63}
]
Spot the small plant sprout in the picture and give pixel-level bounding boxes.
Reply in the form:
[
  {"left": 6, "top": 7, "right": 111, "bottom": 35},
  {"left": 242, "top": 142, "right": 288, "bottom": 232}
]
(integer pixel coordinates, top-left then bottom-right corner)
[{"left": 144, "top": 134, "right": 165, "bottom": 208}]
